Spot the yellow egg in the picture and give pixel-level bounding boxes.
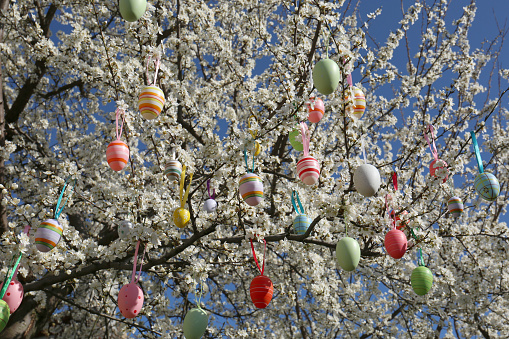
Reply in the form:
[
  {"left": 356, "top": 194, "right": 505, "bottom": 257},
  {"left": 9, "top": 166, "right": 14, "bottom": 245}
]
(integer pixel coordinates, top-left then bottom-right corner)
[
  {"left": 173, "top": 208, "right": 190, "bottom": 228},
  {"left": 254, "top": 141, "right": 261, "bottom": 156}
]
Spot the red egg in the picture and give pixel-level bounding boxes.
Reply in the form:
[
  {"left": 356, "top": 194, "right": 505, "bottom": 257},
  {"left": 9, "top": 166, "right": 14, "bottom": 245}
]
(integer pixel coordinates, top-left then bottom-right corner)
[
  {"left": 384, "top": 229, "right": 407, "bottom": 259},
  {"left": 250, "top": 275, "right": 273, "bottom": 309},
  {"left": 118, "top": 283, "right": 144, "bottom": 318}
]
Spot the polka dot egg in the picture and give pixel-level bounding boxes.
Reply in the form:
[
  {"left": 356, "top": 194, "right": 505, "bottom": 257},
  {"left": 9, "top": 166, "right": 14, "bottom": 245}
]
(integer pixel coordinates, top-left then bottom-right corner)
[
  {"left": 35, "top": 219, "right": 62, "bottom": 253},
  {"left": 118, "top": 283, "right": 144, "bottom": 318},
  {"left": 2, "top": 279, "right": 23, "bottom": 314}
]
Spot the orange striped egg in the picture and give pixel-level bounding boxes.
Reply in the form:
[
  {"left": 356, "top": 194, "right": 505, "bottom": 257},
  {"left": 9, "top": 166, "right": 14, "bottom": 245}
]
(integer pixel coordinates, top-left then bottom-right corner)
[
  {"left": 250, "top": 275, "right": 273, "bottom": 309},
  {"left": 106, "top": 140, "right": 129, "bottom": 171},
  {"left": 307, "top": 97, "right": 325, "bottom": 123},
  {"left": 35, "top": 219, "right": 63, "bottom": 252},
  {"left": 239, "top": 173, "right": 263, "bottom": 206},
  {"left": 351, "top": 87, "right": 366, "bottom": 119},
  {"left": 164, "top": 160, "right": 182, "bottom": 182},
  {"left": 138, "top": 86, "right": 165, "bottom": 120},
  {"left": 384, "top": 229, "right": 407, "bottom": 259}
]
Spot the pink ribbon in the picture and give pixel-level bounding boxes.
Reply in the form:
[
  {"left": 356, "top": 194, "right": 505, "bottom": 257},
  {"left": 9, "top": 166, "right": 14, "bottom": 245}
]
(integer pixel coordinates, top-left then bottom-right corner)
[
  {"left": 423, "top": 124, "right": 438, "bottom": 161},
  {"left": 392, "top": 171, "right": 398, "bottom": 191},
  {"left": 300, "top": 122, "right": 310, "bottom": 156},
  {"left": 131, "top": 240, "right": 147, "bottom": 284},
  {"left": 115, "top": 108, "right": 125, "bottom": 141},
  {"left": 146, "top": 55, "right": 161, "bottom": 86},
  {"left": 347, "top": 73, "right": 353, "bottom": 87},
  {"left": 385, "top": 194, "right": 396, "bottom": 230},
  {"left": 250, "top": 238, "right": 266, "bottom": 276}
]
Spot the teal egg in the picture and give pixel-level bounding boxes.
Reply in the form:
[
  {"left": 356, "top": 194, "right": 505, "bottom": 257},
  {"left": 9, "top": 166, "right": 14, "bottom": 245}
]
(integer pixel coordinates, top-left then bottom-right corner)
[
  {"left": 119, "top": 0, "right": 147, "bottom": 22},
  {"left": 0, "top": 299, "right": 10, "bottom": 332},
  {"left": 474, "top": 172, "right": 500, "bottom": 202},
  {"left": 312, "top": 59, "right": 341, "bottom": 95},
  {"left": 335, "top": 237, "right": 361, "bottom": 271},
  {"left": 183, "top": 307, "right": 209, "bottom": 339},
  {"left": 411, "top": 266, "right": 433, "bottom": 296}
]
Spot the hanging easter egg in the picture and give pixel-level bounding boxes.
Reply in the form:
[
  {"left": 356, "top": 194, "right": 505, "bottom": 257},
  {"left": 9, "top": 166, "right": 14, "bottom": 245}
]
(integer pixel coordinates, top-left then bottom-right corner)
[
  {"left": 474, "top": 172, "right": 500, "bottom": 202},
  {"left": 183, "top": 307, "right": 209, "bottom": 339},
  {"left": 293, "top": 214, "right": 311, "bottom": 235},
  {"left": 351, "top": 87, "right": 366, "bottom": 119},
  {"left": 389, "top": 210, "right": 409, "bottom": 230},
  {"left": 289, "top": 128, "right": 303, "bottom": 151},
  {"left": 447, "top": 196, "right": 464, "bottom": 218},
  {"left": 411, "top": 266, "right": 433, "bottom": 296},
  {"left": 239, "top": 173, "right": 264, "bottom": 206},
  {"left": 429, "top": 159, "right": 448, "bottom": 183},
  {"left": 307, "top": 97, "right": 325, "bottom": 123},
  {"left": 0, "top": 300, "right": 10, "bottom": 332},
  {"left": 138, "top": 86, "right": 165, "bottom": 120},
  {"left": 250, "top": 275, "right": 273, "bottom": 309},
  {"left": 173, "top": 207, "right": 191, "bottom": 228},
  {"left": 118, "top": 283, "right": 144, "bottom": 318},
  {"left": 254, "top": 140, "right": 261, "bottom": 156},
  {"left": 2, "top": 279, "right": 23, "bottom": 314},
  {"left": 353, "top": 164, "right": 381, "bottom": 197},
  {"left": 35, "top": 219, "right": 62, "bottom": 253},
  {"left": 118, "top": 220, "right": 134, "bottom": 241},
  {"left": 296, "top": 156, "right": 320, "bottom": 185},
  {"left": 119, "top": 0, "right": 147, "bottom": 22},
  {"left": 312, "top": 59, "right": 341, "bottom": 95},
  {"left": 106, "top": 140, "right": 129, "bottom": 171},
  {"left": 384, "top": 229, "right": 407, "bottom": 259},
  {"left": 335, "top": 237, "right": 361, "bottom": 271},
  {"left": 164, "top": 160, "right": 182, "bottom": 182},
  {"left": 203, "top": 199, "right": 217, "bottom": 213}
]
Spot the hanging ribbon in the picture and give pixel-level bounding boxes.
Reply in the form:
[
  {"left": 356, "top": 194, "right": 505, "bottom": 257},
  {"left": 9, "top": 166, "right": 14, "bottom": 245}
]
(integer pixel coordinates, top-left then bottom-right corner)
[
  {"left": 250, "top": 238, "right": 267, "bottom": 276},
  {"left": 207, "top": 179, "right": 215, "bottom": 200},
  {"left": 130, "top": 240, "right": 147, "bottom": 284},
  {"left": 195, "top": 278, "right": 204, "bottom": 309},
  {"left": 385, "top": 194, "right": 396, "bottom": 229},
  {"left": 54, "top": 176, "right": 77, "bottom": 220},
  {"left": 470, "top": 131, "right": 484, "bottom": 174},
  {"left": 0, "top": 252, "right": 22, "bottom": 299},
  {"left": 360, "top": 136, "right": 367, "bottom": 164},
  {"left": 243, "top": 147, "right": 256, "bottom": 173},
  {"left": 410, "top": 228, "right": 425, "bottom": 266},
  {"left": 423, "top": 124, "right": 439, "bottom": 162},
  {"left": 291, "top": 191, "right": 305, "bottom": 215},
  {"left": 300, "top": 122, "right": 310, "bottom": 157},
  {"left": 115, "top": 108, "right": 126, "bottom": 141},
  {"left": 247, "top": 114, "right": 259, "bottom": 141},
  {"left": 346, "top": 74, "right": 353, "bottom": 87},
  {"left": 392, "top": 170, "right": 398, "bottom": 191},
  {"left": 146, "top": 55, "right": 161, "bottom": 86},
  {"left": 179, "top": 165, "right": 193, "bottom": 208}
]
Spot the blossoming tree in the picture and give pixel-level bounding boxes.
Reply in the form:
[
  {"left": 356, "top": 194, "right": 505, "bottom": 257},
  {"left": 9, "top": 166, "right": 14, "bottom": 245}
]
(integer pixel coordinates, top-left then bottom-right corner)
[{"left": 0, "top": 0, "right": 508, "bottom": 337}]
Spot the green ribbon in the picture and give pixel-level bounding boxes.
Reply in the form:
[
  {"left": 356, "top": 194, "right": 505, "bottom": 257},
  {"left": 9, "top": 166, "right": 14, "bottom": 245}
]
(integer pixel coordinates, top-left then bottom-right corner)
[{"left": 0, "top": 252, "right": 23, "bottom": 299}]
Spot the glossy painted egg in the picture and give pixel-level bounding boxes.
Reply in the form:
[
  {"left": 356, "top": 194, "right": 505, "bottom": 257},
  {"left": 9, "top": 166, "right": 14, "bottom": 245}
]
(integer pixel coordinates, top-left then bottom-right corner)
[
  {"left": 118, "top": 283, "right": 144, "bottom": 318},
  {"left": 250, "top": 275, "right": 273, "bottom": 309},
  {"left": 351, "top": 87, "right": 366, "bottom": 119},
  {"left": 335, "top": 237, "right": 361, "bottom": 271},
  {"left": 118, "top": 220, "right": 134, "bottom": 241},
  {"left": 296, "top": 156, "right": 320, "bottom": 185},
  {"left": 203, "top": 199, "right": 217, "bottom": 213},
  {"left": 0, "top": 300, "right": 10, "bottom": 332},
  {"left": 2, "top": 279, "right": 23, "bottom": 314},
  {"left": 429, "top": 159, "right": 448, "bottom": 183},
  {"left": 293, "top": 214, "right": 311, "bottom": 235},
  {"left": 289, "top": 128, "right": 303, "bottom": 152},
  {"left": 239, "top": 173, "right": 264, "bottom": 206},
  {"left": 353, "top": 164, "right": 381, "bottom": 197},
  {"left": 447, "top": 196, "right": 463, "bottom": 218},
  {"left": 119, "top": 0, "right": 147, "bottom": 22},
  {"left": 106, "top": 140, "right": 129, "bottom": 171},
  {"left": 474, "top": 172, "right": 500, "bottom": 202},
  {"left": 411, "top": 266, "right": 433, "bottom": 296},
  {"left": 307, "top": 97, "right": 325, "bottom": 123},
  {"left": 384, "top": 229, "right": 407, "bottom": 259},
  {"left": 164, "top": 160, "right": 182, "bottom": 182},
  {"left": 173, "top": 207, "right": 191, "bottom": 228},
  {"left": 183, "top": 307, "right": 209, "bottom": 339},
  {"left": 312, "top": 59, "right": 341, "bottom": 95},
  {"left": 35, "top": 219, "right": 62, "bottom": 253},
  {"left": 138, "top": 85, "right": 165, "bottom": 120}
]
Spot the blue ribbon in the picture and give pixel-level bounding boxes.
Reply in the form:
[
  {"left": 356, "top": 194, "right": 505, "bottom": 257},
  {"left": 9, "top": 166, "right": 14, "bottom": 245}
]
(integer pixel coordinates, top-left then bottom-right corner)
[
  {"left": 243, "top": 146, "right": 255, "bottom": 173},
  {"left": 470, "top": 131, "right": 484, "bottom": 174},
  {"left": 54, "top": 176, "right": 77, "bottom": 219},
  {"left": 291, "top": 191, "right": 305, "bottom": 214}
]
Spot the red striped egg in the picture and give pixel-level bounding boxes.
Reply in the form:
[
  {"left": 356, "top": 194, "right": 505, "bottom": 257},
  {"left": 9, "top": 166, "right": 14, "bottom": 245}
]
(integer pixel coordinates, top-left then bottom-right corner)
[
  {"left": 138, "top": 85, "right": 165, "bottom": 120},
  {"left": 106, "top": 140, "right": 129, "bottom": 171},
  {"left": 2, "top": 279, "right": 23, "bottom": 314},
  {"left": 384, "top": 229, "right": 407, "bottom": 259},
  {"left": 239, "top": 173, "right": 263, "bottom": 206},
  {"left": 296, "top": 156, "right": 320, "bottom": 185},
  {"left": 118, "top": 283, "right": 144, "bottom": 319},
  {"left": 35, "top": 219, "right": 62, "bottom": 253},
  {"left": 307, "top": 97, "right": 324, "bottom": 123},
  {"left": 250, "top": 275, "right": 273, "bottom": 309}
]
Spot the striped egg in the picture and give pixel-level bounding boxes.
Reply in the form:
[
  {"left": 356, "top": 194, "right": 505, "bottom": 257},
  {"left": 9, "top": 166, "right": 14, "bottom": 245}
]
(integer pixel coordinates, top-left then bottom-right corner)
[
  {"left": 307, "top": 97, "right": 325, "bottom": 123},
  {"left": 447, "top": 196, "right": 464, "bottom": 218},
  {"left": 118, "top": 283, "right": 144, "bottom": 318},
  {"left": 2, "top": 279, "right": 23, "bottom": 314},
  {"left": 138, "top": 85, "right": 165, "bottom": 120},
  {"left": 164, "top": 160, "right": 182, "bottom": 182},
  {"left": 411, "top": 266, "right": 433, "bottom": 295},
  {"left": 250, "top": 275, "right": 273, "bottom": 309},
  {"left": 384, "top": 229, "right": 407, "bottom": 259},
  {"left": 0, "top": 300, "right": 10, "bottom": 332},
  {"left": 35, "top": 219, "right": 63, "bottom": 253},
  {"left": 429, "top": 159, "right": 448, "bottom": 183},
  {"left": 293, "top": 214, "right": 311, "bottom": 235},
  {"left": 239, "top": 173, "right": 263, "bottom": 206},
  {"left": 351, "top": 87, "right": 365, "bottom": 119},
  {"left": 296, "top": 156, "right": 320, "bottom": 185},
  {"left": 474, "top": 172, "right": 500, "bottom": 202},
  {"left": 106, "top": 140, "right": 129, "bottom": 171}
]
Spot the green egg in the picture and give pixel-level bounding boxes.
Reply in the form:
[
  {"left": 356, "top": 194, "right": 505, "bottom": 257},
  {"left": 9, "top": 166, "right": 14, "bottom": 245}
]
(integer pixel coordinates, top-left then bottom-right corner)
[
  {"left": 0, "top": 300, "right": 10, "bottom": 332},
  {"left": 289, "top": 128, "right": 303, "bottom": 151},
  {"left": 119, "top": 0, "right": 147, "bottom": 22},
  {"left": 183, "top": 307, "right": 209, "bottom": 339},
  {"left": 312, "top": 59, "right": 341, "bottom": 95},
  {"left": 411, "top": 266, "right": 433, "bottom": 296},
  {"left": 335, "top": 237, "right": 361, "bottom": 271}
]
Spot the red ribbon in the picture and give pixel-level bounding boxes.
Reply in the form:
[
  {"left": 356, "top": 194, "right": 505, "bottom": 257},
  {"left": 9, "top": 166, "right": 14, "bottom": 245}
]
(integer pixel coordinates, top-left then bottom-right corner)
[
  {"left": 392, "top": 171, "right": 398, "bottom": 191},
  {"left": 385, "top": 194, "right": 396, "bottom": 230},
  {"left": 423, "top": 124, "right": 438, "bottom": 161},
  {"left": 250, "top": 238, "right": 266, "bottom": 276}
]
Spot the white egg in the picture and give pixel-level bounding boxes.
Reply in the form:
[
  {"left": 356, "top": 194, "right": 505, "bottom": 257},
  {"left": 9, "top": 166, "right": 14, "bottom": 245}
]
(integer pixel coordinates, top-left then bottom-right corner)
[
  {"left": 353, "top": 164, "right": 381, "bottom": 197},
  {"left": 203, "top": 199, "right": 217, "bottom": 213}
]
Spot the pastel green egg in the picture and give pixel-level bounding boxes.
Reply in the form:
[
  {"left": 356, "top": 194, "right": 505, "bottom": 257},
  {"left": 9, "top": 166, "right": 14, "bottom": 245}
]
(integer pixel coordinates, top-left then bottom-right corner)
[
  {"left": 335, "top": 237, "right": 361, "bottom": 271},
  {"left": 183, "top": 307, "right": 209, "bottom": 339},
  {"left": 411, "top": 266, "right": 433, "bottom": 296},
  {"left": 312, "top": 59, "right": 341, "bottom": 95},
  {"left": 0, "top": 299, "right": 10, "bottom": 332},
  {"left": 119, "top": 0, "right": 147, "bottom": 22},
  {"left": 289, "top": 128, "right": 303, "bottom": 151}
]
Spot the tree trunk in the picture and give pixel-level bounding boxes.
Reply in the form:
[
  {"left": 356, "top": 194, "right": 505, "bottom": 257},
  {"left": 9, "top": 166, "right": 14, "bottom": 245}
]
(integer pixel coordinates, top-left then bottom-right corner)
[{"left": 0, "top": 0, "right": 10, "bottom": 234}]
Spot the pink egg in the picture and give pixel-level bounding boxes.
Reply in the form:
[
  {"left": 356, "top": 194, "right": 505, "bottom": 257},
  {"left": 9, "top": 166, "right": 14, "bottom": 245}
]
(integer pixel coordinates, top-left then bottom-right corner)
[
  {"left": 2, "top": 279, "right": 23, "bottom": 314},
  {"left": 106, "top": 140, "right": 129, "bottom": 171},
  {"left": 429, "top": 159, "right": 448, "bottom": 183},
  {"left": 296, "top": 156, "right": 320, "bottom": 185},
  {"left": 118, "top": 283, "right": 144, "bottom": 318},
  {"left": 384, "top": 229, "right": 407, "bottom": 259},
  {"left": 307, "top": 97, "right": 325, "bottom": 123}
]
